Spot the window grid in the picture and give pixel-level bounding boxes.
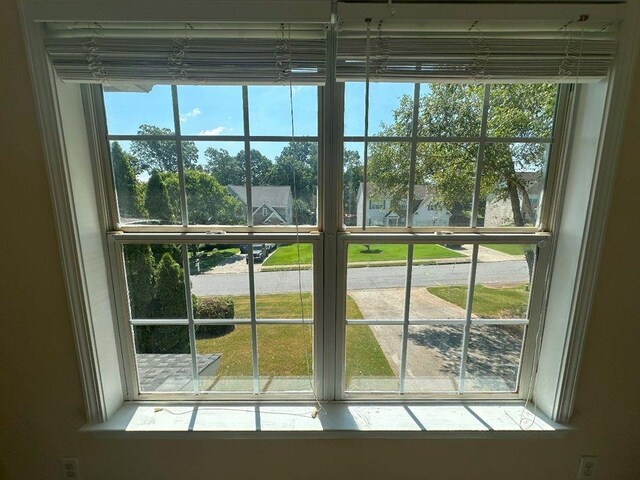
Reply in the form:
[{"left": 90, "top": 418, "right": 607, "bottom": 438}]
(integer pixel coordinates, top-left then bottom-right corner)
[
  {"left": 100, "top": 79, "right": 567, "bottom": 401},
  {"left": 104, "top": 85, "right": 321, "bottom": 398},
  {"left": 339, "top": 83, "right": 563, "bottom": 397}
]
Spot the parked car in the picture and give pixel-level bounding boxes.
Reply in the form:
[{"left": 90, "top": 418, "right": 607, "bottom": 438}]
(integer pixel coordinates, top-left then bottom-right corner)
[
  {"left": 239, "top": 244, "right": 249, "bottom": 254},
  {"left": 246, "top": 244, "right": 267, "bottom": 263}
]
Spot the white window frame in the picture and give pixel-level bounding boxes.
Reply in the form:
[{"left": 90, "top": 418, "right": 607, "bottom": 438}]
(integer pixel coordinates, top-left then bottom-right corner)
[{"left": 18, "top": 0, "right": 640, "bottom": 426}]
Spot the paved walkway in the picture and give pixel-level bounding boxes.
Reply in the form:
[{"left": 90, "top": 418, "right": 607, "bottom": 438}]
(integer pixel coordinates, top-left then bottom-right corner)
[{"left": 350, "top": 288, "right": 467, "bottom": 380}]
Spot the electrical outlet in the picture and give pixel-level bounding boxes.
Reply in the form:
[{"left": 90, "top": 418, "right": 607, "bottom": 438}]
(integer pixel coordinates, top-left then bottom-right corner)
[
  {"left": 578, "top": 455, "right": 598, "bottom": 479},
  {"left": 60, "top": 458, "right": 80, "bottom": 480}
]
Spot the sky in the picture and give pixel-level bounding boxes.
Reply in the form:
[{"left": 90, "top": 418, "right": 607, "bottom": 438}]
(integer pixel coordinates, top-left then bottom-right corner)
[{"left": 103, "top": 82, "right": 419, "bottom": 162}]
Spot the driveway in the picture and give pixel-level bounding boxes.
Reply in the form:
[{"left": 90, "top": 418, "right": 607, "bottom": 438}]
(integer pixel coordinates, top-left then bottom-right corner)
[{"left": 349, "top": 287, "right": 523, "bottom": 392}]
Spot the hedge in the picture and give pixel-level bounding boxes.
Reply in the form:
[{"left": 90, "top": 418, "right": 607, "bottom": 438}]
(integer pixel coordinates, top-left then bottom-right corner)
[{"left": 193, "top": 296, "right": 235, "bottom": 338}]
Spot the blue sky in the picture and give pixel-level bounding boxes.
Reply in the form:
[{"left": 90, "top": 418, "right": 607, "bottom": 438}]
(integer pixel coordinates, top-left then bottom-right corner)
[{"left": 103, "top": 83, "right": 417, "bottom": 161}]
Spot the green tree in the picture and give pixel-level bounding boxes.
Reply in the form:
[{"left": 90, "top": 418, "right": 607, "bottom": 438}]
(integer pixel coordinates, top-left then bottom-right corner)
[
  {"left": 144, "top": 171, "right": 180, "bottom": 224},
  {"left": 185, "top": 169, "right": 244, "bottom": 224},
  {"left": 111, "top": 141, "right": 146, "bottom": 219},
  {"left": 369, "top": 83, "right": 556, "bottom": 275},
  {"left": 130, "top": 124, "right": 199, "bottom": 173},
  {"left": 203, "top": 147, "right": 273, "bottom": 186},
  {"left": 267, "top": 142, "right": 318, "bottom": 224},
  {"left": 343, "top": 149, "right": 363, "bottom": 225},
  {"left": 134, "top": 252, "right": 190, "bottom": 354},
  {"left": 123, "top": 244, "right": 156, "bottom": 318}
]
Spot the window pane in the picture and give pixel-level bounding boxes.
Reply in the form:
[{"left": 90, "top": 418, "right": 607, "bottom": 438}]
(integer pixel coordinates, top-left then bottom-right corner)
[
  {"left": 177, "top": 85, "right": 243, "bottom": 136},
  {"left": 103, "top": 85, "right": 174, "bottom": 135},
  {"left": 134, "top": 325, "right": 193, "bottom": 393},
  {"left": 404, "top": 325, "right": 464, "bottom": 393},
  {"left": 414, "top": 143, "right": 478, "bottom": 227},
  {"left": 487, "top": 84, "right": 557, "bottom": 138},
  {"left": 344, "top": 82, "right": 415, "bottom": 137},
  {"left": 346, "top": 324, "right": 401, "bottom": 392},
  {"left": 404, "top": 243, "right": 469, "bottom": 393},
  {"left": 248, "top": 85, "right": 318, "bottom": 136},
  {"left": 464, "top": 324, "right": 525, "bottom": 393},
  {"left": 258, "top": 325, "right": 312, "bottom": 393},
  {"left": 345, "top": 243, "right": 407, "bottom": 392},
  {"left": 189, "top": 243, "right": 253, "bottom": 392},
  {"left": 123, "top": 244, "right": 187, "bottom": 320},
  {"left": 110, "top": 140, "right": 182, "bottom": 225},
  {"left": 254, "top": 243, "right": 313, "bottom": 392},
  {"left": 195, "top": 325, "right": 254, "bottom": 393},
  {"left": 343, "top": 142, "right": 364, "bottom": 226},
  {"left": 472, "top": 244, "right": 536, "bottom": 319},
  {"left": 250, "top": 141, "right": 317, "bottom": 226},
  {"left": 479, "top": 143, "right": 550, "bottom": 228},
  {"left": 186, "top": 141, "right": 246, "bottom": 225},
  {"left": 418, "top": 84, "right": 483, "bottom": 138},
  {"left": 366, "top": 141, "right": 410, "bottom": 227}
]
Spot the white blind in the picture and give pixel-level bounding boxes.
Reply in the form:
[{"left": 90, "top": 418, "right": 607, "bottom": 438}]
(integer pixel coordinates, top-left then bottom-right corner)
[
  {"left": 336, "top": 27, "right": 617, "bottom": 83},
  {"left": 44, "top": 22, "right": 327, "bottom": 85}
]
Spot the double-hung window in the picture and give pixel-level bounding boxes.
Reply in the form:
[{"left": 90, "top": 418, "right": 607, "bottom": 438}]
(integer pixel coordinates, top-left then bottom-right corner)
[{"left": 28, "top": 0, "right": 632, "bottom": 422}]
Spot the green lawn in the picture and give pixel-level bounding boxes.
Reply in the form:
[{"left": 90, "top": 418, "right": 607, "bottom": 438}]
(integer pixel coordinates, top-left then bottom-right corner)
[
  {"left": 196, "top": 292, "right": 392, "bottom": 379},
  {"left": 263, "top": 243, "right": 463, "bottom": 267},
  {"left": 483, "top": 244, "right": 528, "bottom": 256},
  {"left": 189, "top": 247, "right": 240, "bottom": 274},
  {"left": 428, "top": 284, "right": 530, "bottom": 318}
]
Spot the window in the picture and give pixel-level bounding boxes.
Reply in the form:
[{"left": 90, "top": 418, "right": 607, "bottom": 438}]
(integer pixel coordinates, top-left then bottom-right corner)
[
  {"left": 24, "top": 0, "right": 632, "bottom": 424},
  {"left": 104, "top": 84, "right": 320, "bottom": 397}
]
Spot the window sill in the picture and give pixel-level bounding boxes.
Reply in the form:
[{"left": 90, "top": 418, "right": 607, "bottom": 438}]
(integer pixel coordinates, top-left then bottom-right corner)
[{"left": 80, "top": 402, "right": 568, "bottom": 439}]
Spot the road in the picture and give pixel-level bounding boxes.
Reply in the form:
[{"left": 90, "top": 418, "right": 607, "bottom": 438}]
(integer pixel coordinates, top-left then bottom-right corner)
[{"left": 191, "top": 260, "right": 529, "bottom": 296}]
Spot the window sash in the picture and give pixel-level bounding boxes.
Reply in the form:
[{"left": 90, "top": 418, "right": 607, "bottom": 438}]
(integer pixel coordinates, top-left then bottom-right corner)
[{"left": 109, "top": 233, "right": 324, "bottom": 400}]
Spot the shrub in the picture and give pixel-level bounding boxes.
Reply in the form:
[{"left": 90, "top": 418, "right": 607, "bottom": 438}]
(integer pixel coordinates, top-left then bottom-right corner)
[{"left": 194, "top": 296, "right": 235, "bottom": 338}]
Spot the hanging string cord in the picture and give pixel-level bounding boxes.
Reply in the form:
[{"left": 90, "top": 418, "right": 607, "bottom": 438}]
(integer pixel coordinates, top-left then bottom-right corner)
[
  {"left": 362, "top": 18, "right": 372, "bottom": 230},
  {"left": 85, "top": 22, "right": 108, "bottom": 81},
  {"left": 373, "top": 20, "right": 390, "bottom": 77},
  {"left": 469, "top": 21, "right": 491, "bottom": 82},
  {"left": 558, "top": 17, "right": 586, "bottom": 79},
  {"left": 168, "top": 23, "right": 192, "bottom": 81},
  {"left": 280, "top": 23, "right": 326, "bottom": 417}
]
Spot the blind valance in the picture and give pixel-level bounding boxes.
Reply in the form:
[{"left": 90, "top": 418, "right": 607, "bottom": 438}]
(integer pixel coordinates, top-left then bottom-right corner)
[{"left": 44, "top": 22, "right": 327, "bottom": 85}]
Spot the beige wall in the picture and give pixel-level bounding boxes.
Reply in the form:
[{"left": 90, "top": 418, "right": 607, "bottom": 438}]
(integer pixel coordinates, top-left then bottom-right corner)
[{"left": 1, "top": 1, "right": 638, "bottom": 478}]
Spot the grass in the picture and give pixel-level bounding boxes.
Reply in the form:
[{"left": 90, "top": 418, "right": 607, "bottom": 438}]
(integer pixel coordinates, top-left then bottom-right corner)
[
  {"left": 428, "top": 284, "right": 530, "bottom": 318},
  {"left": 263, "top": 243, "right": 463, "bottom": 267},
  {"left": 189, "top": 247, "right": 240, "bottom": 274},
  {"left": 483, "top": 244, "right": 528, "bottom": 256},
  {"left": 196, "top": 292, "right": 392, "bottom": 379}
]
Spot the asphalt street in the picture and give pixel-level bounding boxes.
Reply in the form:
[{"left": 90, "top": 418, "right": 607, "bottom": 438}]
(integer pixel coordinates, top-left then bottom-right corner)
[{"left": 190, "top": 260, "right": 529, "bottom": 296}]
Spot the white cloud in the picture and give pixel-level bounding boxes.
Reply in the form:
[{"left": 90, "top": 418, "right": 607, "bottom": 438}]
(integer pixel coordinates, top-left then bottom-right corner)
[
  {"left": 198, "top": 126, "right": 227, "bottom": 135},
  {"left": 180, "top": 107, "right": 201, "bottom": 122}
]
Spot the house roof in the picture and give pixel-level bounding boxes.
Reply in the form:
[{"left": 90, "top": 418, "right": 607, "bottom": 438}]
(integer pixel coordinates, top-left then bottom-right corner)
[{"left": 227, "top": 185, "right": 292, "bottom": 207}]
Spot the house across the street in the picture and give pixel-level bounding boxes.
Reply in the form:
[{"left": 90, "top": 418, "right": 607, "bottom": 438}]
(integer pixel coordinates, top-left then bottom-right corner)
[
  {"left": 227, "top": 185, "right": 293, "bottom": 225},
  {"left": 355, "top": 183, "right": 451, "bottom": 227}
]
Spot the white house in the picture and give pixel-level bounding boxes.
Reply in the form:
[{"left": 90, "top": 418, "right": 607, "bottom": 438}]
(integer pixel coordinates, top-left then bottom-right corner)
[{"left": 355, "top": 183, "right": 451, "bottom": 227}]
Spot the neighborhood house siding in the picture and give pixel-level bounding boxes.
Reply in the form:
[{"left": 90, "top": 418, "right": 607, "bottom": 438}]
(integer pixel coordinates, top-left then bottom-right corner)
[{"left": 227, "top": 185, "right": 293, "bottom": 225}]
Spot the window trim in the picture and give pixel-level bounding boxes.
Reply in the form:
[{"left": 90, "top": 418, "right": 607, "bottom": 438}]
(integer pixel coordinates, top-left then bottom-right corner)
[{"left": 18, "top": 0, "right": 640, "bottom": 424}]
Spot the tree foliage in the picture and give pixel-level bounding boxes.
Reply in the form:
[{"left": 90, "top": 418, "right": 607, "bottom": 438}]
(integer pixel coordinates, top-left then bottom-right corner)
[
  {"left": 130, "top": 124, "right": 199, "bottom": 173},
  {"left": 111, "top": 141, "right": 146, "bottom": 219},
  {"left": 368, "top": 83, "right": 557, "bottom": 228}
]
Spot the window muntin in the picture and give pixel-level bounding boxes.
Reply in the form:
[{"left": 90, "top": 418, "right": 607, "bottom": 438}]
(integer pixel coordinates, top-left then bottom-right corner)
[
  {"left": 342, "top": 240, "right": 537, "bottom": 396},
  {"left": 121, "top": 241, "right": 316, "bottom": 396},
  {"left": 343, "top": 82, "right": 558, "bottom": 231},
  {"left": 103, "top": 79, "right": 560, "bottom": 401},
  {"left": 106, "top": 85, "right": 319, "bottom": 228}
]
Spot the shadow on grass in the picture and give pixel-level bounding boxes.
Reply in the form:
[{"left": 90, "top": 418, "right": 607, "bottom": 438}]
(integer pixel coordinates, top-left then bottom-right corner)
[
  {"left": 358, "top": 249, "right": 382, "bottom": 254},
  {"left": 407, "top": 325, "right": 523, "bottom": 389}
]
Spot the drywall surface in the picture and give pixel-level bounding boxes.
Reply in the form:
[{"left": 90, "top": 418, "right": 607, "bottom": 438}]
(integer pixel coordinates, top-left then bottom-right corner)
[{"left": 1, "top": 1, "right": 638, "bottom": 478}]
